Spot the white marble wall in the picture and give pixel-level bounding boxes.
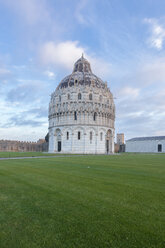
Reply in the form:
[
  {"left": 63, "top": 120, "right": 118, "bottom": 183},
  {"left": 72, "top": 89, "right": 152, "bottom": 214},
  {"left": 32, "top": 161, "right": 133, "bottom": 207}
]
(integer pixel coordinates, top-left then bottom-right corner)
[
  {"left": 126, "top": 139, "right": 165, "bottom": 153},
  {"left": 48, "top": 74, "right": 115, "bottom": 154},
  {"left": 49, "top": 126, "right": 114, "bottom": 154}
]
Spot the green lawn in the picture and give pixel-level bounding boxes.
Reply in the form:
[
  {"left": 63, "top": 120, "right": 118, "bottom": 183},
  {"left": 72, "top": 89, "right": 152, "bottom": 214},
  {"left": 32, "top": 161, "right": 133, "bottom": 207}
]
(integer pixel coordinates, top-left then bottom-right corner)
[
  {"left": 0, "top": 151, "right": 68, "bottom": 158},
  {"left": 0, "top": 154, "right": 164, "bottom": 248}
]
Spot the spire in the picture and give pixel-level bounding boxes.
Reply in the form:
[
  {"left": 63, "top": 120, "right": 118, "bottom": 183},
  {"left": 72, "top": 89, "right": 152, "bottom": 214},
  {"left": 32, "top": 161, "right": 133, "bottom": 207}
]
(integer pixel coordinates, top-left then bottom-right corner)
[{"left": 81, "top": 53, "right": 84, "bottom": 59}]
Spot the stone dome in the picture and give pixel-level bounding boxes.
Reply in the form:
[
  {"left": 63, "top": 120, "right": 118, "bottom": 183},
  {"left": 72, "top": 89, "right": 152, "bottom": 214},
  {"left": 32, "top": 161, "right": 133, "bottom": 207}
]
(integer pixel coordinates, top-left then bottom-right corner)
[
  {"left": 48, "top": 55, "right": 115, "bottom": 154},
  {"left": 57, "top": 54, "right": 107, "bottom": 90}
]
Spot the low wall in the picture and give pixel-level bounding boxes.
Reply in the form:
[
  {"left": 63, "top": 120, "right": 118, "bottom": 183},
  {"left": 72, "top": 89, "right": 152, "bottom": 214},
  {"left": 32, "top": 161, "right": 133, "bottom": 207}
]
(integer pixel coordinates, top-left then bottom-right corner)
[{"left": 0, "top": 140, "right": 48, "bottom": 152}]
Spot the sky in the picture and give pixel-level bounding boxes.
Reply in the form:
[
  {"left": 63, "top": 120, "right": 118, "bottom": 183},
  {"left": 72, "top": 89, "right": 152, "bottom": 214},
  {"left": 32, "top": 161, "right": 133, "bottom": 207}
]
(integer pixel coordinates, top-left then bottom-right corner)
[{"left": 0, "top": 0, "right": 165, "bottom": 142}]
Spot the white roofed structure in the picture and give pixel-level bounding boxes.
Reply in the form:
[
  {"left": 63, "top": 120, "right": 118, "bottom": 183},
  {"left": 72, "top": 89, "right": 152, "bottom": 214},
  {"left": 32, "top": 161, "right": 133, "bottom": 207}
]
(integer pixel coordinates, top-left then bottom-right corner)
[{"left": 126, "top": 136, "right": 165, "bottom": 153}]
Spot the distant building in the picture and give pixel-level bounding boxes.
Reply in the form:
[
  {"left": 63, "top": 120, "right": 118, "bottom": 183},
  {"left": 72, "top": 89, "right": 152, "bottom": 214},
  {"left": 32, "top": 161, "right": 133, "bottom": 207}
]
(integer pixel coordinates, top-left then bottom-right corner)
[
  {"left": 117, "top": 133, "right": 124, "bottom": 145},
  {"left": 126, "top": 136, "right": 165, "bottom": 153},
  {"left": 48, "top": 55, "right": 115, "bottom": 154},
  {"left": 116, "top": 133, "right": 125, "bottom": 152}
]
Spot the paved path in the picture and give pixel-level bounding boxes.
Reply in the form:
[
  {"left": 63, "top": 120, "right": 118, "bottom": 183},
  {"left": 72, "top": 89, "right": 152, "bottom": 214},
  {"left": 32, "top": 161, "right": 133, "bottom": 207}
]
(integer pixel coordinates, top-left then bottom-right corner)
[
  {"left": 0, "top": 155, "right": 84, "bottom": 160},
  {"left": 0, "top": 154, "right": 119, "bottom": 161}
]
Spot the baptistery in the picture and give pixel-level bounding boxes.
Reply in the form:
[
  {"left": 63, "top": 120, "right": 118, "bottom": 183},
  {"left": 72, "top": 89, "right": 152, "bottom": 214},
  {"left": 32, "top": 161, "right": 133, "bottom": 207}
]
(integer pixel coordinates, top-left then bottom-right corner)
[{"left": 48, "top": 55, "right": 115, "bottom": 154}]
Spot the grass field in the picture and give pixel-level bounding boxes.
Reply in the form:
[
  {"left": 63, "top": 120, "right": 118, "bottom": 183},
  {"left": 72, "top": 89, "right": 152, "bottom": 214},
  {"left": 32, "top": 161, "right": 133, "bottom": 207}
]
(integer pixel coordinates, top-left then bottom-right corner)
[
  {"left": 0, "top": 151, "right": 61, "bottom": 158},
  {"left": 0, "top": 154, "right": 164, "bottom": 248}
]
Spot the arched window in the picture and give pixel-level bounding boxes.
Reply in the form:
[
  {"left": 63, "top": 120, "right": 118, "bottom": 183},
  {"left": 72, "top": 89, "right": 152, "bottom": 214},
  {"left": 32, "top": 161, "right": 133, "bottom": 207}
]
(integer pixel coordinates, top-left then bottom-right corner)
[
  {"left": 78, "top": 131, "right": 81, "bottom": 140},
  {"left": 100, "top": 132, "right": 103, "bottom": 141},
  {"left": 94, "top": 112, "right": 97, "bottom": 121},
  {"left": 74, "top": 111, "right": 77, "bottom": 120},
  {"left": 99, "top": 95, "right": 102, "bottom": 102},
  {"left": 68, "top": 94, "right": 70, "bottom": 100},
  {"left": 59, "top": 95, "right": 61, "bottom": 102},
  {"left": 67, "top": 132, "right": 69, "bottom": 140},
  {"left": 78, "top": 93, "right": 81, "bottom": 100},
  {"left": 90, "top": 131, "right": 92, "bottom": 144},
  {"left": 89, "top": 93, "right": 92, "bottom": 100},
  {"left": 75, "top": 79, "right": 78, "bottom": 84}
]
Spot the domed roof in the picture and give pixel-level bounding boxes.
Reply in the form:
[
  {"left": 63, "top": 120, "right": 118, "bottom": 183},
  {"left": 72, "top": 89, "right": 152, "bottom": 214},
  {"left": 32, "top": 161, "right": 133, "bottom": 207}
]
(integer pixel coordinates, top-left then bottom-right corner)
[
  {"left": 57, "top": 55, "right": 107, "bottom": 90},
  {"left": 73, "top": 54, "right": 92, "bottom": 73}
]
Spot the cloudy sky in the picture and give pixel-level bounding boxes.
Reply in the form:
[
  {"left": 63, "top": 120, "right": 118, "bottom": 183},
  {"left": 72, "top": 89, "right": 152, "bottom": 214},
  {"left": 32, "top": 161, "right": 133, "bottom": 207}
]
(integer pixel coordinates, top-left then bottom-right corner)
[{"left": 0, "top": 0, "right": 165, "bottom": 142}]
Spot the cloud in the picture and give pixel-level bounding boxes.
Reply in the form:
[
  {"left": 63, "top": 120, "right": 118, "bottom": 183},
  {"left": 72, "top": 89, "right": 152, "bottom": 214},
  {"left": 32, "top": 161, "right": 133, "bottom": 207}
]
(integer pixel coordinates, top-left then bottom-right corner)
[
  {"left": 0, "top": 67, "right": 12, "bottom": 90},
  {"left": 138, "top": 58, "right": 165, "bottom": 85},
  {"left": 0, "top": 101, "right": 47, "bottom": 130},
  {"left": 12, "top": 65, "right": 27, "bottom": 71},
  {"left": 88, "top": 56, "right": 112, "bottom": 79},
  {"left": 39, "top": 41, "right": 84, "bottom": 70},
  {"left": 39, "top": 40, "right": 111, "bottom": 78},
  {"left": 0, "top": 96, "right": 48, "bottom": 141},
  {"left": 75, "top": 0, "right": 88, "bottom": 24},
  {"left": 6, "top": 80, "right": 48, "bottom": 104},
  {"left": 0, "top": 68, "right": 11, "bottom": 83},
  {"left": 44, "top": 70, "right": 55, "bottom": 79},
  {"left": 113, "top": 54, "right": 165, "bottom": 139},
  {"left": 144, "top": 18, "right": 165, "bottom": 50},
  {"left": 1, "top": 0, "right": 50, "bottom": 26},
  {"left": 0, "top": 68, "right": 10, "bottom": 75},
  {"left": 25, "top": 107, "right": 48, "bottom": 119},
  {"left": 116, "top": 85, "right": 165, "bottom": 138},
  {"left": 113, "top": 56, "right": 165, "bottom": 92},
  {"left": 3, "top": 116, "right": 45, "bottom": 128},
  {"left": 75, "top": 0, "right": 94, "bottom": 26},
  {"left": 116, "top": 86, "right": 140, "bottom": 99}
]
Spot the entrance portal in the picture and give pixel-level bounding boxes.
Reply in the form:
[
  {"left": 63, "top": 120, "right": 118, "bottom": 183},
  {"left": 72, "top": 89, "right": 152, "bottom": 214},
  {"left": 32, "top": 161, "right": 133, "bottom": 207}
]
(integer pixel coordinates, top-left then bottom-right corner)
[
  {"left": 55, "top": 128, "right": 62, "bottom": 152},
  {"left": 158, "top": 144, "right": 162, "bottom": 152},
  {"left": 106, "top": 140, "right": 109, "bottom": 153},
  {"left": 58, "top": 141, "right": 61, "bottom": 152},
  {"left": 106, "top": 129, "right": 112, "bottom": 154}
]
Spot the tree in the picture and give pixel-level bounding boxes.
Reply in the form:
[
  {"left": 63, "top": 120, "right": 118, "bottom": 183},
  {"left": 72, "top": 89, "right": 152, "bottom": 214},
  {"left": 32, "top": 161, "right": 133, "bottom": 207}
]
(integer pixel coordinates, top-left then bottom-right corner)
[{"left": 45, "top": 133, "right": 49, "bottom": 143}]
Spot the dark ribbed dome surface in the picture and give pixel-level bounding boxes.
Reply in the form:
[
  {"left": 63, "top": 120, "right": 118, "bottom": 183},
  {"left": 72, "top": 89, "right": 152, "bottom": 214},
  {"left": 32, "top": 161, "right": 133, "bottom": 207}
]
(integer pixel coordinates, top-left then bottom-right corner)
[{"left": 57, "top": 55, "right": 106, "bottom": 90}]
